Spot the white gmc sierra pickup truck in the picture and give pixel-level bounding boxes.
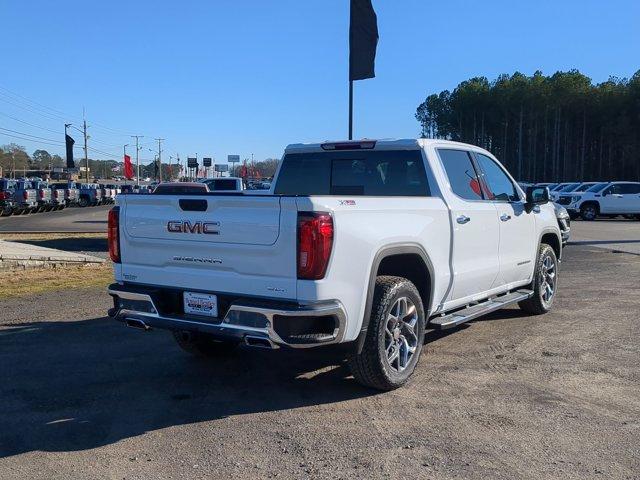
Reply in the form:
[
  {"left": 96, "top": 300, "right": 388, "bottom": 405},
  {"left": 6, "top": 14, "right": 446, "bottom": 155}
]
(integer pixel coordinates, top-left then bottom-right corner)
[{"left": 108, "top": 139, "right": 562, "bottom": 390}]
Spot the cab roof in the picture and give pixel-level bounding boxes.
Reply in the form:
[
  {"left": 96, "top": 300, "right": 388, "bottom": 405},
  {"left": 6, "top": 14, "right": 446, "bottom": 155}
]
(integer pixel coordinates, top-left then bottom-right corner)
[{"left": 284, "top": 138, "right": 485, "bottom": 154}]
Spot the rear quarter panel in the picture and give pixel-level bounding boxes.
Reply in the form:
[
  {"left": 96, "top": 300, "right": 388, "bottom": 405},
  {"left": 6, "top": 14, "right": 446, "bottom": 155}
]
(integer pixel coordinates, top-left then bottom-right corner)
[{"left": 295, "top": 196, "right": 451, "bottom": 342}]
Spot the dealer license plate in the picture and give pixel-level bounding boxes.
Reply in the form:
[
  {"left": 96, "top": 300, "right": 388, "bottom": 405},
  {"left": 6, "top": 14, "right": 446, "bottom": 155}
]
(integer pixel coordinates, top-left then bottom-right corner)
[{"left": 183, "top": 292, "right": 218, "bottom": 317}]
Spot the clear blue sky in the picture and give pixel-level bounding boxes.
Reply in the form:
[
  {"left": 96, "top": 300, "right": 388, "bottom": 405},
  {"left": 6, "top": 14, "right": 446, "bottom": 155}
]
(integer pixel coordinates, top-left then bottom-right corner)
[{"left": 1, "top": 0, "right": 638, "bottom": 165}]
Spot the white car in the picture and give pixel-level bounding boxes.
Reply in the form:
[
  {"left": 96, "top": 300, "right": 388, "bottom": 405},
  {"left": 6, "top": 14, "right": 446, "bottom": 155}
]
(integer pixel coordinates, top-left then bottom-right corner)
[
  {"left": 107, "top": 139, "right": 562, "bottom": 390},
  {"left": 560, "top": 181, "right": 640, "bottom": 220}
]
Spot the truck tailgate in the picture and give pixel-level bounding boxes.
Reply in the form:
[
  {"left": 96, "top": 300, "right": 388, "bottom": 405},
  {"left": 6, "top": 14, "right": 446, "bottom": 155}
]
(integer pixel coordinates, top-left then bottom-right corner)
[{"left": 118, "top": 194, "right": 298, "bottom": 300}]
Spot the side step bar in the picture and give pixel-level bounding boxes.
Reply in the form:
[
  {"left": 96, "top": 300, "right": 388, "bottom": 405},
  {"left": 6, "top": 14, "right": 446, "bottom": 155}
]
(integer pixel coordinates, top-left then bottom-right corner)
[{"left": 429, "top": 289, "right": 534, "bottom": 330}]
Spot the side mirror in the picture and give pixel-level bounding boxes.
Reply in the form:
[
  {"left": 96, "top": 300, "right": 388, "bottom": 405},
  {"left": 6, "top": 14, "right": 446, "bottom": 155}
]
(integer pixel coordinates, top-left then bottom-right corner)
[{"left": 525, "top": 186, "right": 549, "bottom": 212}]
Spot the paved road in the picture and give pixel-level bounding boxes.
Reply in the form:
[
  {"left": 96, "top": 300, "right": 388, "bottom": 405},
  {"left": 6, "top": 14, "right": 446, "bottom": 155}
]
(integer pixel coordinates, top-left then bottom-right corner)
[
  {"left": 0, "top": 245, "right": 638, "bottom": 479},
  {"left": 0, "top": 206, "right": 110, "bottom": 233},
  {"left": 570, "top": 219, "right": 640, "bottom": 255}
]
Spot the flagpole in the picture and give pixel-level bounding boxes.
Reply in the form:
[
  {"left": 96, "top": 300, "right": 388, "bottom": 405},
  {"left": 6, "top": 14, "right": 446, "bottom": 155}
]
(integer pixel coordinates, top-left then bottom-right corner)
[{"left": 348, "top": 80, "right": 353, "bottom": 140}]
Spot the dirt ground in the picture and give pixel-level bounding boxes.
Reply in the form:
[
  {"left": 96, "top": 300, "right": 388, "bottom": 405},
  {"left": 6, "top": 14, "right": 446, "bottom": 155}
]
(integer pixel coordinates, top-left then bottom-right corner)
[{"left": 0, "top": 245, "right": 638, "bottom": 479}]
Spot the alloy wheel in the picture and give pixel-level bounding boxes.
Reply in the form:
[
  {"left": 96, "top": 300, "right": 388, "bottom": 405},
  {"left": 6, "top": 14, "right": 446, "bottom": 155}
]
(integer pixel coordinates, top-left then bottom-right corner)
[
  {"left": 384, "top": 297, "right": 419, "bottom": 373},
  {"left": 540, "top": 254, "right": 556, "bottom": 306}
]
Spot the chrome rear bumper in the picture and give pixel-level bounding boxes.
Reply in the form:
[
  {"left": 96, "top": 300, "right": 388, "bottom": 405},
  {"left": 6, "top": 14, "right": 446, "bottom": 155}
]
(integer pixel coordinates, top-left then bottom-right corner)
[{"left": 108, "top": 286, "right": 347, "bottom": 349}]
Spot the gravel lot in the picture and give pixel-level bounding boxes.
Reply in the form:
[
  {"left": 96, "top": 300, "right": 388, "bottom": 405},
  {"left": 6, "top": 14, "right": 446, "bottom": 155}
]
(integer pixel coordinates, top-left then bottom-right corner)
[{"left": 0, "top": 245, "right": 639, "bottom": 480}]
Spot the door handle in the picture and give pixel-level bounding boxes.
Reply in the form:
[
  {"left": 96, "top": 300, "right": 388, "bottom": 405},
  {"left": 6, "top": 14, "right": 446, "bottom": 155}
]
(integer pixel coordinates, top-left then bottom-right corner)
[
  {"left": 500, "top": 214, "right": 512, "bottom": 222},
  {"left": 456, "top": 215, "right": 471, "bottom": 224}
]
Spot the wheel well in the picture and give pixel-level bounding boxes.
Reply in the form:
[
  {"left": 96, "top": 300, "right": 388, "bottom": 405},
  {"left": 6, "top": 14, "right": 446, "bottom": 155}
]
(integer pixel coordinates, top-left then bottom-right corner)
[
  {"left": 377, "top": 254, "right": 431, "bottom": 311},
  {"left": 581, "top": 200, "right": 599, "bottom": 212},
  {"left": 541, "top": 232, "right": 561, "bottom": 259}
]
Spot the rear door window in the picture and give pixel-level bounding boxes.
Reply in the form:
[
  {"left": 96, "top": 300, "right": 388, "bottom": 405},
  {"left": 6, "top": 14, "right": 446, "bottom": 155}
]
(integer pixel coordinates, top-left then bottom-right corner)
[{"left": 437, "top": 149, "right": 483, "bottom": 201}]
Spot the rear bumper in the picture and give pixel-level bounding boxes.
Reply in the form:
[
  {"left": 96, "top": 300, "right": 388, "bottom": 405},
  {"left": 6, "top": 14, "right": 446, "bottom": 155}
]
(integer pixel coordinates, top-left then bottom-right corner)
[{"left": 107, "top": 283, "right": 347, "bottom": 349}]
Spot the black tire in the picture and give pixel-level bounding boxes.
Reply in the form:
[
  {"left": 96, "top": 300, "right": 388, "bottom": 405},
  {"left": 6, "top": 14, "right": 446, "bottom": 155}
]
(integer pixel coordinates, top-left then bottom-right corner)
[
  {"left": 78, "top": 196, "right": 89, "bottom": 207},
  {"left": 347, "top": 276, "right": 426, "bottom": 391},
  {"left": 580, "top": 203, "right": 598, "bottom": 221},
  {"left": 0, "top": 207, "right": 12, "bottom": 217},
  {"left": 172, "top": 331, "right": 239, "bottom": 357},
  {"left": 519, "top": 243, "right": 558, "bottom": 315}
]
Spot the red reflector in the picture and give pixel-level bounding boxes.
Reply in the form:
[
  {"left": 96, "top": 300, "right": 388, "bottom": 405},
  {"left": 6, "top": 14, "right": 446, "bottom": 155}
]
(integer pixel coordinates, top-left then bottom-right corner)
[
  {"left": 23, "top": 191, "right": 28, "bottom": 200},
  {"left": 108, "top": 207, "right": 121, "bottom": 263},
  {"left": 297, "top": 212, "right": 333, "bottom": 280},
  {"left": 0, "top": 192, "right": 8, "bottom": 200},
  {"left": 321, "top": 140, "right": 376, "bottom": 151}
]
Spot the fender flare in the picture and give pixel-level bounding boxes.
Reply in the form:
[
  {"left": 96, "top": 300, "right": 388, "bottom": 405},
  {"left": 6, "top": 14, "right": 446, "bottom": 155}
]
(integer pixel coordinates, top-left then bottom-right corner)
[
  {"left": 355, "top": 243, "right": 435, "bottom": 354},
  {"left": 538, "top": 226, "right": 563, "bottom": 260}
]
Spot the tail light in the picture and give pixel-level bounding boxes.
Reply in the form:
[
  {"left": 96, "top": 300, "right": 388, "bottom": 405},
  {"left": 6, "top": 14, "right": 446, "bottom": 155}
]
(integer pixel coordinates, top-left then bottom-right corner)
[
  {"left": 38, "top": 190, "right": 44, "bottom": 199},
  {"left": 53, "top": 190, "right": 59, "bottom": 199},
  {"left": 108, "top": 206, "right": 121, "bottom": 263},
  {"left": 23, "top": 191, "right": 28, "bottom": 200},
  {"left": 297, "top": 212, "right": 333, "bottom": 280},
  {"left": 0, "top": 192, "right": 8, "bottom": 200}
]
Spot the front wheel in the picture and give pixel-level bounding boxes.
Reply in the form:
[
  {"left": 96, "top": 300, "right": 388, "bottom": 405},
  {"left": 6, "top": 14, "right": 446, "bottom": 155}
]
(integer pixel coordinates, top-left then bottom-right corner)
[
  {"left": 173, "top": 331, "right": 239, "bottom": 357},
  {"left": 519, "top": 243, "right": 558, "bottom": 315},
  {"left": 347, "top": 276, "right": 426, "bottom": 391},
  {"left": 580, "top": 203, "right": 598, "bottom": 221}
]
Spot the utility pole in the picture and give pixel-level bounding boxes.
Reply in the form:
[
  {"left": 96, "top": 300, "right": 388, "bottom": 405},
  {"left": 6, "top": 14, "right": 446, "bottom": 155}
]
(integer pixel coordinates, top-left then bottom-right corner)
[
  {"left": 83, "top": 118, "right": 89, "bottom": 183},
  {"left": 131, "top": 135, "right": 144, "bottom": 185},
  {"left": 155, "top": 138, "right": 164, "bottom": 182}
]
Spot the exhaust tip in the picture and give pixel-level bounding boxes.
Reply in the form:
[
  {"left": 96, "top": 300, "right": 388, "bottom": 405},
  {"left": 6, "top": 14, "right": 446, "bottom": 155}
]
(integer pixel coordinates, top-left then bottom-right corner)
[
  {"left": 244, "top": 335, "right": 275, "bottom": 349},
  {"left": 125, "top": 318, "right": 150, "bottom": 331}
]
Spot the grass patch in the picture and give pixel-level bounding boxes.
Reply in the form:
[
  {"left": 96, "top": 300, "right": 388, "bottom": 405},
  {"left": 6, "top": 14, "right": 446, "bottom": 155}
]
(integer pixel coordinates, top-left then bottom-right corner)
[{"left": 0, "top": 263, "right": 113, "bottom": 299}]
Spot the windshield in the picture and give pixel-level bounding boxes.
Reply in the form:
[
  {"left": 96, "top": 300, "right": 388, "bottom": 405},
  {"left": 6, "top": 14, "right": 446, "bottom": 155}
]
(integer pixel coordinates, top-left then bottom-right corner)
[
  {"left": 586, "top": 182, "right": 608, "bottom": 193},
  {"left": 559, "top": 183, "right": 580, "bottom": 192},
  {"left": 573, "top": 183, "right": 595, "bottom": 192}
]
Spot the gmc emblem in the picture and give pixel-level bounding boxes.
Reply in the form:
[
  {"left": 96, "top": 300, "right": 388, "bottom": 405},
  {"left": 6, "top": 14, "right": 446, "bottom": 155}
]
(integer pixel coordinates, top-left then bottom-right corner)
[{"left": 167, "top": 220, "right": 220, "bottom": 235}]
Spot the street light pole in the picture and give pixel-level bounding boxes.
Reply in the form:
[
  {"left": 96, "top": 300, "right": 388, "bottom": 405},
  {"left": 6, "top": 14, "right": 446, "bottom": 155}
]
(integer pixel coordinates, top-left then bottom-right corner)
[{"left": 131, "top": 135, "right": 143, "bottom": 186}]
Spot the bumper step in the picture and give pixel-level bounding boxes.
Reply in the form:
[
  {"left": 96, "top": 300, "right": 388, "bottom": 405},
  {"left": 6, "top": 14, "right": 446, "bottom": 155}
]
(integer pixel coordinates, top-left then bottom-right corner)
[{"left": 429, "top": 289, "right": 534, "bottom": 330}]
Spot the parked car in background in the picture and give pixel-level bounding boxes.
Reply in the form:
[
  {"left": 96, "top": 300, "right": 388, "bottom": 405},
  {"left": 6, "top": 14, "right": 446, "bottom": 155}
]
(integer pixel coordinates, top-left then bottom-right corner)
[
  {"left": 74, "top": 183, "right": 102, "bottom": 207},
  {"left": 553, "top": 202, "right": 571, "bottom": 245},
  {"left": 29, "top": 180, "right": 53, "bottom": 212},
  {"left": 13, "top": 180, "right": 38, "bottom": 214},
  {"left": 0, "top": 179, "right": 16, "bottom": 216},
  {"left": 563, "top": 181, "right": 640, "bottom": 220},
  {"left": 550, "top": 182, "right": 579, "bottom": 201},
  {"left": 200, "top": 177, "right": 244, "bottom": 192},
  {"left": 48, "top": 183, "right": 67, "bottom": 210},
  {"left": 50, "top": 181, "right": 80, "bottom": 206}
]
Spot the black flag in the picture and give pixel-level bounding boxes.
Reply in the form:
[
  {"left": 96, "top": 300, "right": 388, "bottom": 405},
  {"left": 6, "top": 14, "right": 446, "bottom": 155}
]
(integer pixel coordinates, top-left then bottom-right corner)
[
  {"left": 65, "top": 134, "right": 75, "bottom": 168},
  {"left": 349, "top": 0, "right": 378, "bottom": 81}
]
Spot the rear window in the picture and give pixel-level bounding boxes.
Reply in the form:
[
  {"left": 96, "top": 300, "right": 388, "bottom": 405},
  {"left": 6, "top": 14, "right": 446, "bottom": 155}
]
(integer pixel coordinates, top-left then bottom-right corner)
[
  {"left": 209, "top": 179, "right": 239, "bottom": 191},
  {"left": 153, "top": 184, "right": 209, "bottom": 195},
  {"left": 274, "top": 150, "right": 430, "bottom": 196}
]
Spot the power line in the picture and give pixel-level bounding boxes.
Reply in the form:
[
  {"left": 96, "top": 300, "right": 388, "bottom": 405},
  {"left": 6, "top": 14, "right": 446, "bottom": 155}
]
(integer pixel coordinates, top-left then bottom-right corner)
[{"left": 0, "top": 126, "right": 64, "bottom": 144}]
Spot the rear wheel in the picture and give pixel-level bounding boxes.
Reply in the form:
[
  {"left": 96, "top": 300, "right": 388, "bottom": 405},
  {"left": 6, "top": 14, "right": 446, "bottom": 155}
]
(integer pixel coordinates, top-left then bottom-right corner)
[
  {"left": 172, "top": 331, "right": 239, "bottom": 357},
  {"left": 78, "top": 196, "right": 89, "bottom": 207},
  {"left": 519, "top": 243, "right": 558, "bottom": 315},
  {"left": 348, "top": 276, "right": 425, "bottom": 391}
]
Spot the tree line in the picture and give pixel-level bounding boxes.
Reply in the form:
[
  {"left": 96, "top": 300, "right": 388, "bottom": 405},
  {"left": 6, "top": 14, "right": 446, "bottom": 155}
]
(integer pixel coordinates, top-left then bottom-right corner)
[{"left": 415, "top": 70, "right": 640, "bottom": 182}]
